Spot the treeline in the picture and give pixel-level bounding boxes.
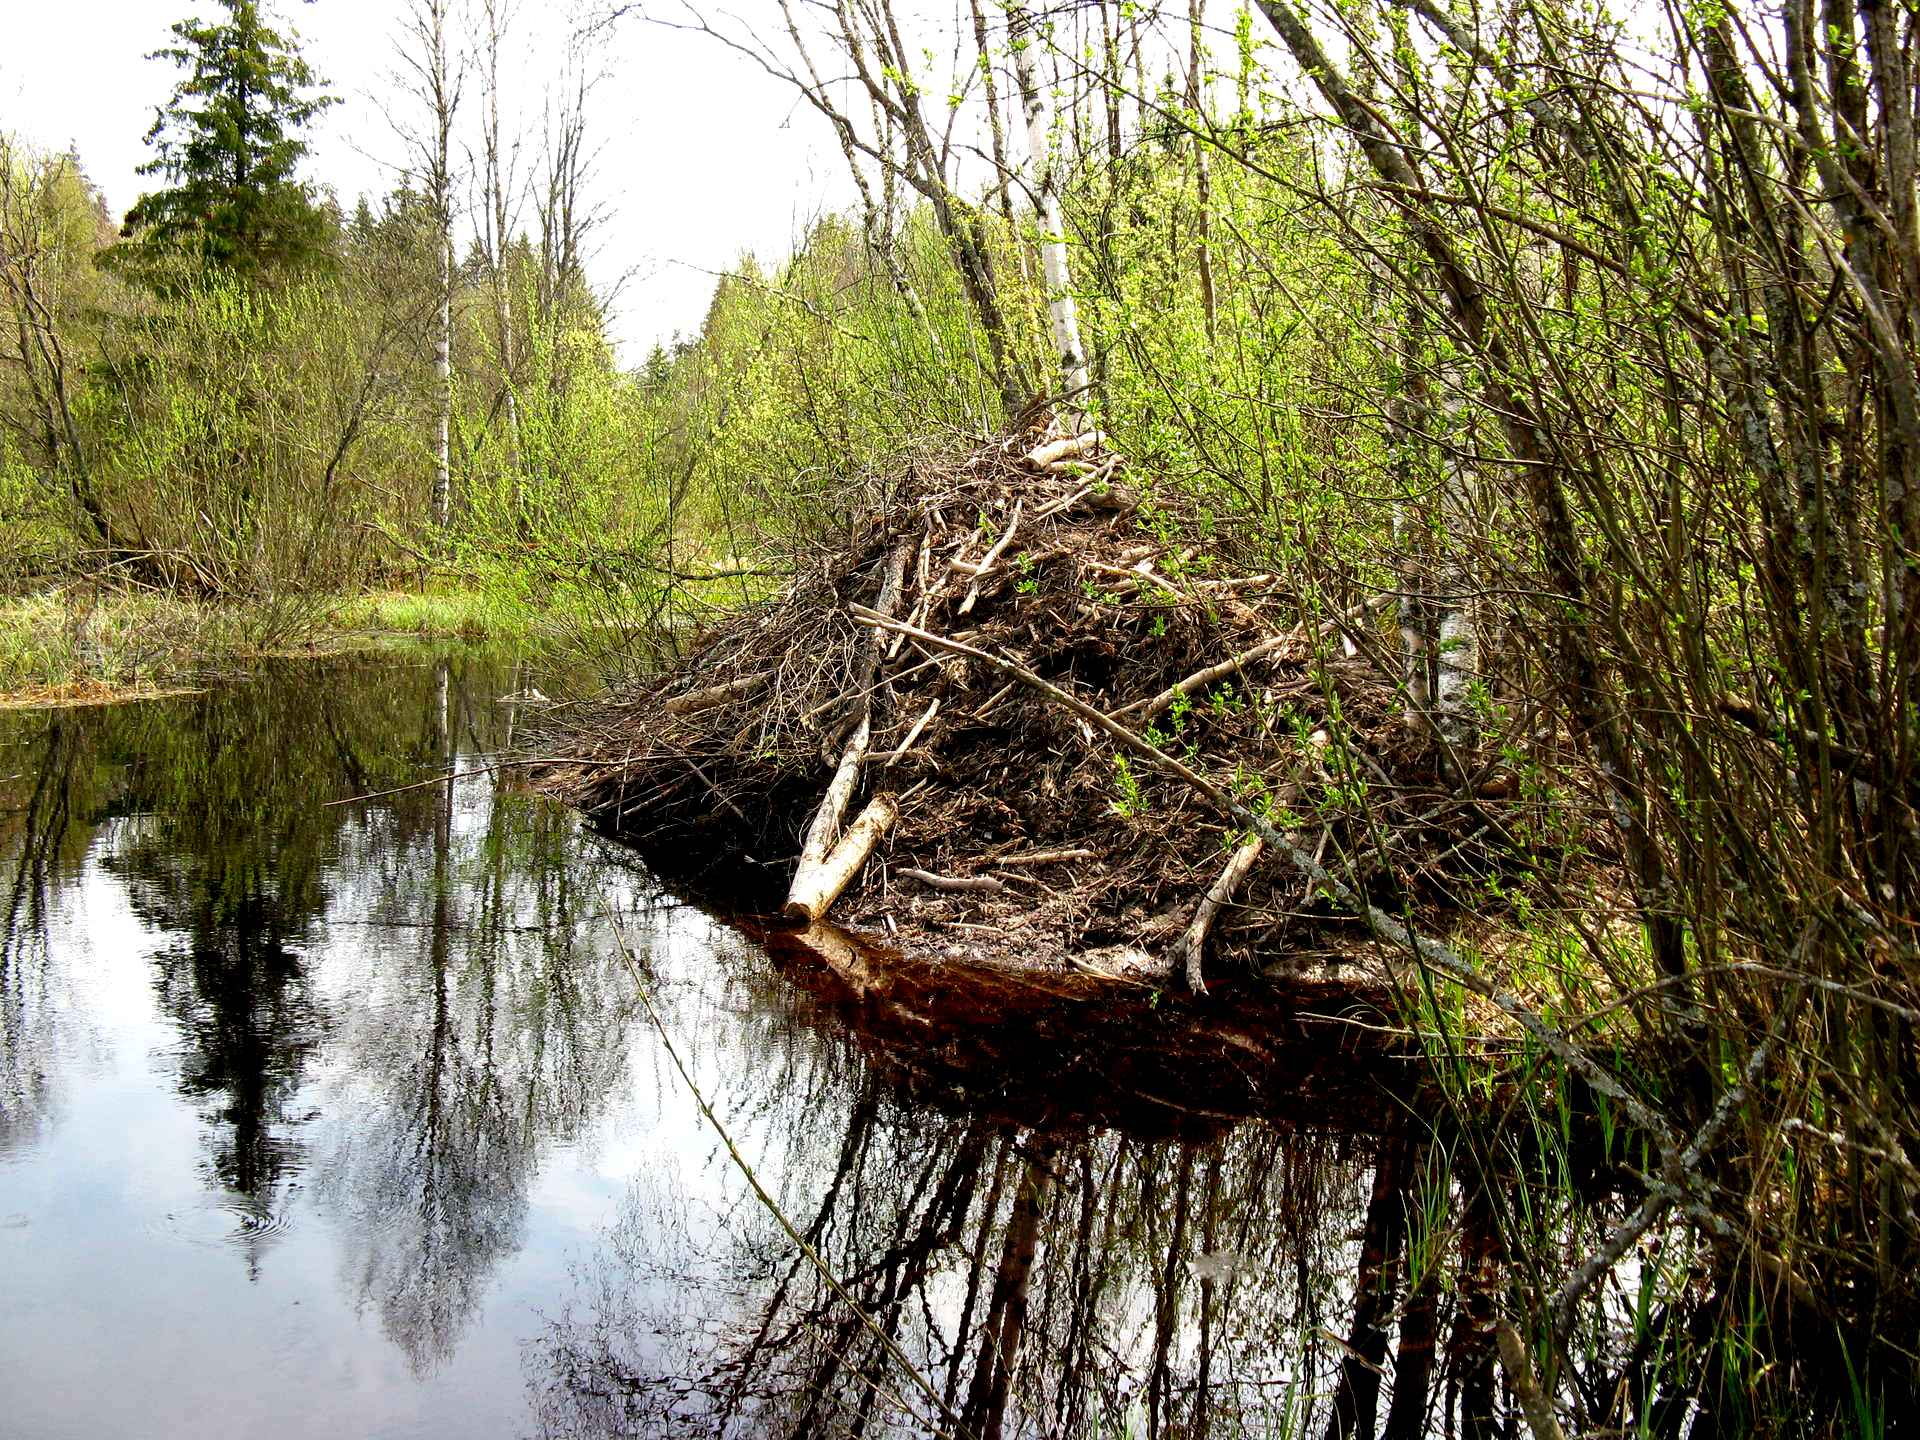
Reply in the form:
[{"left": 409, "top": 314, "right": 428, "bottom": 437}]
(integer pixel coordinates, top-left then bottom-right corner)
[{"left": 0, "top": 0, "right": 685, "bottom": 642}]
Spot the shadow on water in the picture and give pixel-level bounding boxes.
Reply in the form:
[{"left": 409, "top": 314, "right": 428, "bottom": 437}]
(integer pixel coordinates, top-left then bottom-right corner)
[{"left": 0, "top": 649, "right": 1637, "bottom": 1438}]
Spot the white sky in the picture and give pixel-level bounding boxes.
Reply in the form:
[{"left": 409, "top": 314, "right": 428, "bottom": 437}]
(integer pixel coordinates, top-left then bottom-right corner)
[{"left": 0, "top": 0, "right": 861, "bottom": 361}]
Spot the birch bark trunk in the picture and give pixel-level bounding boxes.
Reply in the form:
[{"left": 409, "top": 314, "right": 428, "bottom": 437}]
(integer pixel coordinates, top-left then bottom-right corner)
[{"left": 1009, "top": 5, "right": 1091, "bottom": 402}]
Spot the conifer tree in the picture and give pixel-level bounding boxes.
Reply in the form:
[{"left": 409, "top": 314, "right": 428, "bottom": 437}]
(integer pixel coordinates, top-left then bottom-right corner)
[{"left": 121, "top": 0, "right": 338, "bottom": 282}]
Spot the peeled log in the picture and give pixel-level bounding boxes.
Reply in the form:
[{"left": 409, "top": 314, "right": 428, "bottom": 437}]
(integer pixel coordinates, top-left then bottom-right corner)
[
  {"left": 1180, "top": 836, "right": 1265, "bottom": 994},
  {"left": 785, "top": 794, "right": 899, "bottom": 922},
  {"left": 785, "top": 543, "right": 909, "bottom": 910},
  {"left": 662, "top": 674, "right": 763, "bottom": 717},
  {"left": 1025, "top": 432, "right": 1104, "bottom": 469}
]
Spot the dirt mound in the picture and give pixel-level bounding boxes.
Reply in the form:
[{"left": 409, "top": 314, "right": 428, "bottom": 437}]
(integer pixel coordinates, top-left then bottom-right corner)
[{"left": 548, "top": 428, "right": 1490, "bottom": 988}]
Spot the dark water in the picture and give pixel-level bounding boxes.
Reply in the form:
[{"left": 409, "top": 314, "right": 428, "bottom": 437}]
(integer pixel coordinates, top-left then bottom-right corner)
[{"left": 0, "top": 651, "right": 1438, "bottom": 1439}]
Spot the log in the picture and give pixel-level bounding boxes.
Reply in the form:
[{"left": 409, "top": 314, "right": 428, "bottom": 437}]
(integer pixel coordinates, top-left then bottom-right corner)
[
  {"left": 1180, "top": 837, "right": 1265, "bottom": 993},
  {"left": 1025, "top": 431, "right": 1104, "bottom": 468},
  {"left": 785, "top": 794, "right": 899, "bottom": 922},
  {"left": 661, "top": 673, "right": 763, "bottom": 716},
  {"left": 899, "top": 867, "right": 1006, "bottom": 894},
  {"left": 786, "top": 545, "right": 908, "bottom": 916}
]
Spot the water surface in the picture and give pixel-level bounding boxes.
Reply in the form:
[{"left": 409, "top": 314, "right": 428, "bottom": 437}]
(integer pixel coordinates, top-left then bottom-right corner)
[{"left": 0, "top": 652, "right": 1424, "bottom": 1438}]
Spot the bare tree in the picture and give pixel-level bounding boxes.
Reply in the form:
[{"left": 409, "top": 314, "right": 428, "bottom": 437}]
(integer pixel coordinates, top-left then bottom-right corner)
[
  {"left": 643, "top": 0, "right": 1032, "bottom": 415},
  {"left": 473, "top": 0, "right": 525, "bottom": 447},
  {"left": 394, "top": 0, "right": 465, "bottom": 536}
]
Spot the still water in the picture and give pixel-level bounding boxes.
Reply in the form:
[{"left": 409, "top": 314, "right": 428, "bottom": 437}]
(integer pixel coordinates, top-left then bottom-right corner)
[{"left": 0, "top": 651, "right": 1427, "bottom": 1439}]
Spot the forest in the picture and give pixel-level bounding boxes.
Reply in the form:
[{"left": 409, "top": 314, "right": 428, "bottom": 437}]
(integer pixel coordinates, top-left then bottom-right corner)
[{"left": 4, "top": 0, "right": 1918, "bottom": 1434}]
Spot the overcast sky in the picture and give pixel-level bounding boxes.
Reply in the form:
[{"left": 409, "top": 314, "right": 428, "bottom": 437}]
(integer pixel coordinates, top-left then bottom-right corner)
[{"left": 1, "top": 0, "right": 861, "bottom": 360}]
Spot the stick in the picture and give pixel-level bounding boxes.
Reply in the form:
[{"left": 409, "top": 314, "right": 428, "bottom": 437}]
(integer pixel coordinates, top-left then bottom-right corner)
[
  {"left": 661, "top": 673, "right": 763, "bottom": 716},
  {"left": 899, "top": 867, "right": 1006, "bottom": 894},
  {"left": 1180, "top": 837, "right": 1265, "bottom": 993},
  {"left": 1495, "top": 1324, "right": 1569, "bottom": 1440},
  {"left": 959, "top": 497, "right": 1022, "bottom": 616},
  {"left": 991, "top": 847, "right": 1094, "bottom": 866},
  {"left": 786, "top": 794, "right": 899, "bottom": 922},
  {"left": 879, "top": 697, "right": 941, "bottom": 767},
  {"left": 322, "top": 755, "right": 592, "bottom": 807},
  {"left": 1112, "top": 630, "right": 1302, "bottom": 723}
]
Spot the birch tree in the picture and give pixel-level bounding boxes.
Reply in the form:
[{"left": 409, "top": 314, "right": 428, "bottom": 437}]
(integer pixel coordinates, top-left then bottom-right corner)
[
  {"left": 395, "top": 0, "right": 463, "bottom": 535},
  {"left": 1008, "top": 2, "right": 1091, "bottom": 401}
]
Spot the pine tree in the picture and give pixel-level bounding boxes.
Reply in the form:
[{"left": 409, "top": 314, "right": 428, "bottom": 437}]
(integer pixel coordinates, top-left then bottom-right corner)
[{"left": 121, "top": 0, "right": 338, "bottom": 283}]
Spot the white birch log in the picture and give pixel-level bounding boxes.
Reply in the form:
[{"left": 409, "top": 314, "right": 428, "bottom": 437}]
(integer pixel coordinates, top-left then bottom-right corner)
[
  {"left": 785, "top": 794, "right": 899, "bottom": 922},
  {"left": 1180, "top": 836, "right": 1265, "bottom": 993},
  {"left": 785, "top": 545, "right": 909, "bottom": 916},
  {"left": 1025, "top": 432, "right": 1104, "bottom": 470}
]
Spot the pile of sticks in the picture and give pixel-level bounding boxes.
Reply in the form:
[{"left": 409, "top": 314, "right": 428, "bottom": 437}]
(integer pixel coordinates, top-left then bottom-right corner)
[{"left": 556, "top": 425, "right": 1472, "bottom": 987}]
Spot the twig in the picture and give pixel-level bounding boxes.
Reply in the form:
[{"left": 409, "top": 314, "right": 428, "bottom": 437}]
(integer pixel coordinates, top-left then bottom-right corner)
[{"left": 899, "top": 867, "right": 1006, "bottom": 894}]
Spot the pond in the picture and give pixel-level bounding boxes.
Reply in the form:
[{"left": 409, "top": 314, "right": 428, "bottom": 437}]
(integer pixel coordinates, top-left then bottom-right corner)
[{"left": 0, "top": 650, "right": 1453, "bottom": 1439}]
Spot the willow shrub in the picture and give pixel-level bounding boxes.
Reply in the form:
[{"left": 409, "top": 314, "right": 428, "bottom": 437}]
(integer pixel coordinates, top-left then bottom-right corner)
[{"left": 86, "top": 278, "right": 403, "bottom": 636}]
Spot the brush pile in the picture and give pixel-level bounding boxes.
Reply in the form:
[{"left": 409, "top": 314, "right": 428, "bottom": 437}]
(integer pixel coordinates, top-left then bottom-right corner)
[{"left": 550, "top": 426, "right": 1510, "bottom": 990}]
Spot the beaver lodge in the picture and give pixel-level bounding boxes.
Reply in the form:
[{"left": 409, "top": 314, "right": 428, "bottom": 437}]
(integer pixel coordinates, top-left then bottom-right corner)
[{"left": 546, "top": 424, "right": 1529, "bottom": 997}]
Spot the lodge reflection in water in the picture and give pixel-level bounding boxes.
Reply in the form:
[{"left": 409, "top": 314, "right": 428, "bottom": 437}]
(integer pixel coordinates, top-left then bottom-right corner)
[
  {"left": 526, "top": 1030, "right": 1474, "bottom": 1439},
  {"left": 0, "top": 653, "right": 1514, "bottom": 1438}
]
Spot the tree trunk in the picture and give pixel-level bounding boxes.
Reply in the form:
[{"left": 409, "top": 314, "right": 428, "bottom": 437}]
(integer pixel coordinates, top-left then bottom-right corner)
[{"left": 1010, "top": 6, "right": 1091, "bottom": 402}]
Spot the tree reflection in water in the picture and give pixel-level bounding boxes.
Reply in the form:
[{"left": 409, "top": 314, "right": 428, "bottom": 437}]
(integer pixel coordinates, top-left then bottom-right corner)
[
  {"left": 0, "top": 654, "right": 639, "bottom": 1328},
  {"left": 0, "top": 711, "right": 97, "bottom": 1151},
  {"left": 524, "top": 936, "right": 1480, "bottom": 1440},
  {"left": 315, "top": 658, "right": 643, "bottom": 1373},
  {"left": 2, "top": 656, "right": 1523, "bottom": 1432}
]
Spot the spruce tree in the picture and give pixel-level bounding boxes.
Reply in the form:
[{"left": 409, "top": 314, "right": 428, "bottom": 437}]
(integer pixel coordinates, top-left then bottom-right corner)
[{"left": 121, "top": 0, "right": 338, "bottom": 283}]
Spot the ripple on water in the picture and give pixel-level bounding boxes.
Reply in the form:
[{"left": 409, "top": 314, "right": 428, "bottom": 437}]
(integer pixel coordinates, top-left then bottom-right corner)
[{"left": 144, "top": 1197, "right": 295, "bottom": 1250}]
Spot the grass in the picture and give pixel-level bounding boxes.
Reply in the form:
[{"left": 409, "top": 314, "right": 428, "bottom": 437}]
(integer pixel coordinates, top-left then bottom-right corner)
[
  {"left": 328, "top": 588, "right": 510, "bottom": 641},
  {"left": 0, "top": 583, "right": 539, "bottom": 704}
]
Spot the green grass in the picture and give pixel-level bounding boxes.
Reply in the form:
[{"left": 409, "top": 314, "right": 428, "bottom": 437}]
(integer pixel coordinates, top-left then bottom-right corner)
[
  {"left": 328, "top": 588, "right": 509, "bottom": 641},
  {"left": 0, "top": 589, "right": 254, "bottom": 699},
  {"left": 0, "top": 584, "right": 542, "bottom": 702}
]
